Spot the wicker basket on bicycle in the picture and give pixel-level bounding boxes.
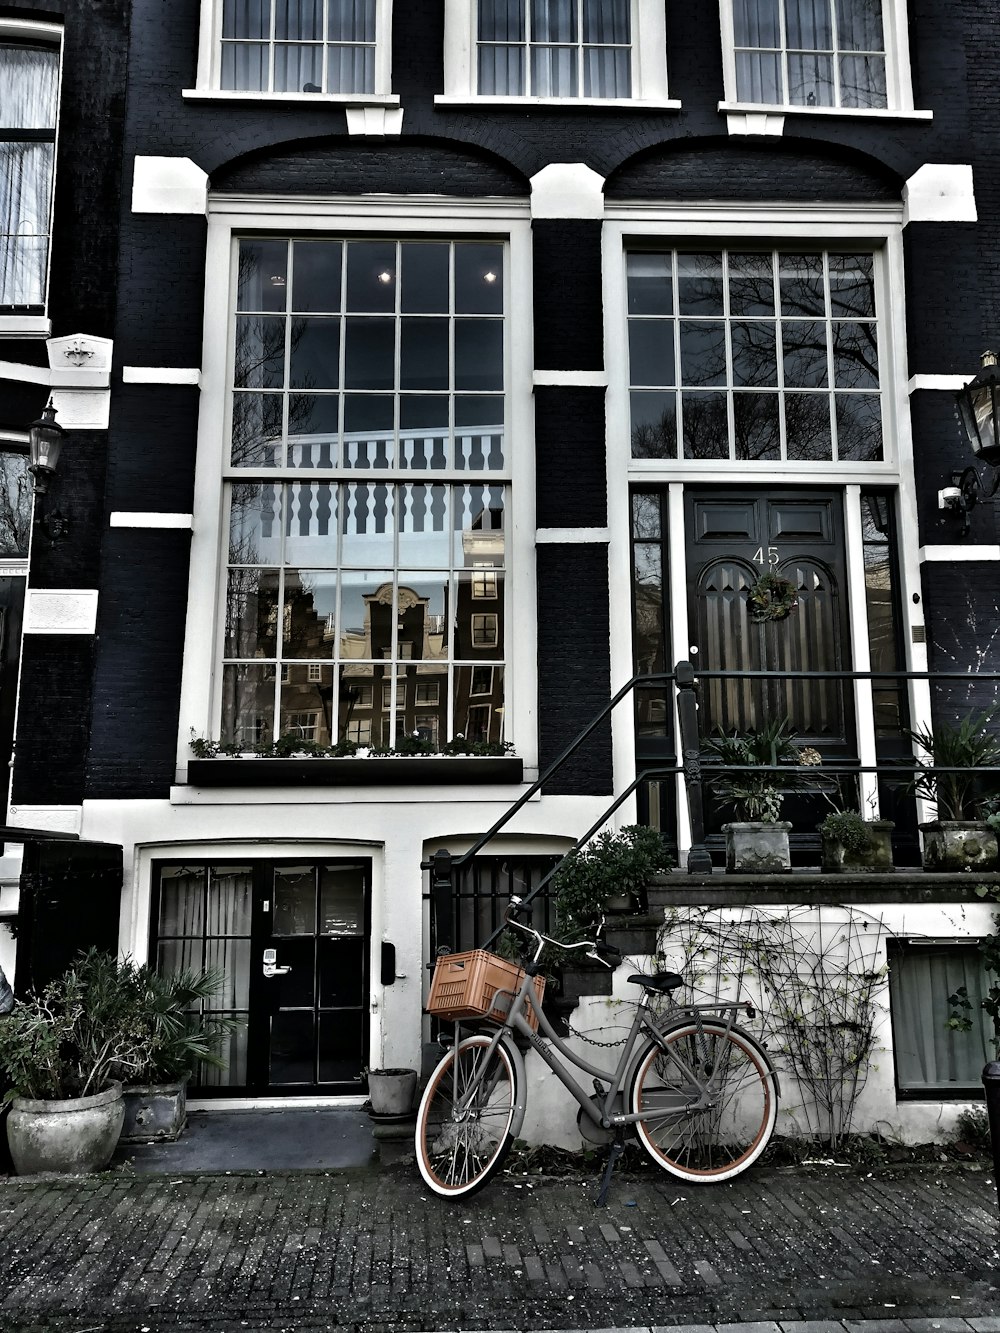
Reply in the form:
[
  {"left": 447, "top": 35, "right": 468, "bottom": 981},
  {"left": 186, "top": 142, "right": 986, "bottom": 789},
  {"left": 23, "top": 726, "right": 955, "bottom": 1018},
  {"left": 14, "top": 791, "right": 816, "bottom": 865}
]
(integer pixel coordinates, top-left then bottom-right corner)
[{"left": 426, "top": 949, "right": 545, "bottom": 1033}]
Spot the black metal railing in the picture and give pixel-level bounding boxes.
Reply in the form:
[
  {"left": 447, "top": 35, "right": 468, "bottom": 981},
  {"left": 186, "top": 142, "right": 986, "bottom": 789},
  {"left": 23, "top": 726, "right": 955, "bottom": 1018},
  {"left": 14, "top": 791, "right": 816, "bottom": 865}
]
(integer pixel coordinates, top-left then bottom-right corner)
[{"left": 422, "top": 663, "right": 1000, "bottom": 955}]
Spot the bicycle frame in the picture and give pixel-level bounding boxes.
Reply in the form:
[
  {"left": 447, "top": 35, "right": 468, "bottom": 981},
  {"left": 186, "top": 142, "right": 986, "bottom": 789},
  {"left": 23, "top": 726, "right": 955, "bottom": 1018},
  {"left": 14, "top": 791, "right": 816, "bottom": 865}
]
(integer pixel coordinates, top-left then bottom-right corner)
[{"left": 451, "top": 965, "right": 758, "bottom": 1138}]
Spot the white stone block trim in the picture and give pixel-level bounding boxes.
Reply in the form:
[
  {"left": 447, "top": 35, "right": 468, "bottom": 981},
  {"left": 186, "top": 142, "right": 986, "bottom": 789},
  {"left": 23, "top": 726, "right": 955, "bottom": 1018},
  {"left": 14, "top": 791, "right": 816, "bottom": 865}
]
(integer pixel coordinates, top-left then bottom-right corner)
[
  {"left": 903, "top": 164, "right": 977, "bottom": 225},
  {"left": 536, "top": 527, "right": 611, "bottom": 544},
  {"left": 24, "top": 589, "right": 99, "bottom": 635},
  {"left": 132, "top": 156, "right": 209, "bottom": 216},
  {"left": 532, "top": 370, "right": 609, "bottom": 387},
  {"left": 919, "top": 544, "right": 1000, "bottom": 562},
  {"left": 726, "top": 111, "right": 784, "bottom": 136},
  {"left": 530, "top": 164, "right": 606, "bottom": 219},
  {"left": 908, "top": 374, "right": 973, "bottom": 394},
  {"left": 47, "top": 388, "right": 110, "bottom": 430},
  {"left": 7, "top": 805, "right": 83, "bottom": 835},
  {"left": 345, "top": 106, "right": 404, "bottom": 136},
  {"left": 111, "top": 512, "right": 195, "bottom": 530},
  {"left": 122, "top": 367, "right": 202, "bottom": 386}
]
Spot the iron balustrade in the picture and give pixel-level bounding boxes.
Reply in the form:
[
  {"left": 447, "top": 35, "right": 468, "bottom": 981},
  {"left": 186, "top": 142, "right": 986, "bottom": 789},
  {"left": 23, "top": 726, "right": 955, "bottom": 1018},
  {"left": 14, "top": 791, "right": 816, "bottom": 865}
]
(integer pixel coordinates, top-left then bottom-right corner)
[{"left": 422, "top": 663, "right": 1000, "bottom": 954}]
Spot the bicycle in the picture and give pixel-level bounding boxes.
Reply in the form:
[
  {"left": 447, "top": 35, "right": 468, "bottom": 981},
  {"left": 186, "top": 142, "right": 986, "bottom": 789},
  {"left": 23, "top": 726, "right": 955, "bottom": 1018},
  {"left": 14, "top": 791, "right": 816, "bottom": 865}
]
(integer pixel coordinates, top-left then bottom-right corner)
[{"left": 415, "top": 897, "right": 779, "bottom": 1199}]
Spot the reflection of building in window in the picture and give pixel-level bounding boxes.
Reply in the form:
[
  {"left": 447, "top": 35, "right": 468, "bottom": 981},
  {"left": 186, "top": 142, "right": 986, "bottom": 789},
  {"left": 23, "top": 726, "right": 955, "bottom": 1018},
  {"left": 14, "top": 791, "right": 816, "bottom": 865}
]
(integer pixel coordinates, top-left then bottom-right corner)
[
  {"left": 471, "top": 614, "right": 498, "bottom": 647},
  {"left": 466, "top": 704, "right": 491, "bottom": 742},
  {"left": 469, "top": 666, "right": 493, "bottom": 696},
  {"left": 344, "top": 718, "right": 371, "bottom": 745},
  {"left": 414, "top": 680, "right": 440, "bottom": 706},
  {"left": 472, "top": 568, "right": 498, "bottom": 599},
  {"left": 307, "top": 663, "right": 322, "bottom": 682},
  {"left": 284, "top": 711, "right": 317, "bottom": 739}
]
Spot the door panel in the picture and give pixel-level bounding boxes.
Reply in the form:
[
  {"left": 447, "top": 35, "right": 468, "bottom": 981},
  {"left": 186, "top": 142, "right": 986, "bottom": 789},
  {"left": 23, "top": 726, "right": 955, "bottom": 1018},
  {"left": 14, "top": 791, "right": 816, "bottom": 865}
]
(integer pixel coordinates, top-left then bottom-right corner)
[
  {"left": 152, "top": 858, "right": 371, "bottom": 1096},
  {"left": 686, "top": 488, "right": 853, "bottom": 758}
]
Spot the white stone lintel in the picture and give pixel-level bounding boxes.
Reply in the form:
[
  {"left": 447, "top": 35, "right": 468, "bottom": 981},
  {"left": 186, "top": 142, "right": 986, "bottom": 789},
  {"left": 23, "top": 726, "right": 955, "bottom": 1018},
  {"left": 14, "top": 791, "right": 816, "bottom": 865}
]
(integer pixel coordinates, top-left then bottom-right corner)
[
  {"left": 919, "top": 544, "right": 1000, "bottom": 562},
  {"left": 111, "top": 512, "right": 194, "bottom": 530},
  {"left": 7, "top": 805, "right": 83, "bottom": 836},
  {"left": 24, "top": 589, "right": 99, "bottom": 635},
  {"left": 726, "top": 111, "right": 785, "bottom": 136},
  {"left": 537, "top": 527, "right": 611, "bottom": 544},
  {"left": 903, "top": 164, "right": 977, "bottom": 225},
  {"left": 122, "top": 366, "right": 202, "bottom": 386},
  {"left": 47, "top": 388, "right": 110, "bottom": 430},
  {"left": 345, "top": 105, "right": 404, "bottom": 136},
  {"left": 532, "top": 370, "right": 608, "bottom": 388},
  {"left": 132, "top": 156, "right": 209, "bottom": 216},
  {"left": 908, "top": 373, "right": 974, "bottom": 393},
  {"left": 530, "top": 163, "right": 606, "bottom": 220}
]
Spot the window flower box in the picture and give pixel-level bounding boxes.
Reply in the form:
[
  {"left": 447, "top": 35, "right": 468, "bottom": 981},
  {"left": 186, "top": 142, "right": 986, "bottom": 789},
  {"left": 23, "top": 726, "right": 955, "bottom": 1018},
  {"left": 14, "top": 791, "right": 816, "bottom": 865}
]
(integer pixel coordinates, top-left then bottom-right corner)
[{"left": 187, "top": 755, "right": 523, "bottom": 787}]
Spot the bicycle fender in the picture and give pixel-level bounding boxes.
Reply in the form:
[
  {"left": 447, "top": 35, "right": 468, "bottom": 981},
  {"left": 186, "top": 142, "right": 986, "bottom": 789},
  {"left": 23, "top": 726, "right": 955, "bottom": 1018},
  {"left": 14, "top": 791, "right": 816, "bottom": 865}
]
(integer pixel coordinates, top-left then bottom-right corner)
[{"left": 502, "top": 1034, "right": 528, "bottom": 1140}]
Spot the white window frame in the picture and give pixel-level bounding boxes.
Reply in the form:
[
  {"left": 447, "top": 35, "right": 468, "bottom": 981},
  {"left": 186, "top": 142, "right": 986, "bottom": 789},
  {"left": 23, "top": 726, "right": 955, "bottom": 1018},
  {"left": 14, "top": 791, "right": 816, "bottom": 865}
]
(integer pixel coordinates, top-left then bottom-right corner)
[
  {"left": 0, "top": 19, "right": 62, "bottom": 338},
  {"left": 602, "top": 202, "right": 928, "bottom": 843},
  {"left": 187, "top": 0, "right": 398, "bottom": 105},
  {"left": 718, "top": 0, "right": 926, "bottom": 118},
  {"left": 439, "top": 0, "right": 676, "bottom": 108},
  {"left": 177, "top": 196, "right": 537, "bottom": 782}
]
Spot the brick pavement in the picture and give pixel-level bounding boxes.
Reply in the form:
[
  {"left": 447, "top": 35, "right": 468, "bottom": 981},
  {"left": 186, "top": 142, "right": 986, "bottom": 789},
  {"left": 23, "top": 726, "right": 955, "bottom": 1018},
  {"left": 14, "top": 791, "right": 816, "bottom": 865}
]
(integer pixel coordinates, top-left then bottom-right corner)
[{"left": 0, "top": 1161, "right": 998, "bottom": 1332}]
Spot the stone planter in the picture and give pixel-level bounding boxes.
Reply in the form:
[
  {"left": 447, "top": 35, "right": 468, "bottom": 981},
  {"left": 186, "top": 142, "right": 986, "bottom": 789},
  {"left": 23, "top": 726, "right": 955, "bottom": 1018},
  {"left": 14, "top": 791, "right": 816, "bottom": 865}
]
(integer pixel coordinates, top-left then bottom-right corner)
[
  {"left": 367, "top": 1068, "right": 417, "bottom": 1119},
  {"left": 920, "top": 821, "right": 999, "bottom": 872},
  {"left": 7, "top": 1082, "right": 124, "bottom": 1176},
  {"left": 121, "top": 1080, "right": 187, "bottom": 1143},
  {"left": 820, "top": 821, "right": 895, "bottom": 873},
  {"left": 723, "top": 822, "right": 792, "bottom": 873}
]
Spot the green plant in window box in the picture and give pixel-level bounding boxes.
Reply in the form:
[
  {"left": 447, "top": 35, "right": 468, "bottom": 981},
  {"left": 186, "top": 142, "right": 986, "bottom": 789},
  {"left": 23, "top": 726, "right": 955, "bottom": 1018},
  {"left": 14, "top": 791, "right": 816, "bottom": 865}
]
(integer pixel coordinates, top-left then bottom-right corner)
[
  {"left": 551, "top": 824, "right": 673, "bottom": 941},
  {"left": 188, "top": 730, "right": 515, "bottom": 760}
]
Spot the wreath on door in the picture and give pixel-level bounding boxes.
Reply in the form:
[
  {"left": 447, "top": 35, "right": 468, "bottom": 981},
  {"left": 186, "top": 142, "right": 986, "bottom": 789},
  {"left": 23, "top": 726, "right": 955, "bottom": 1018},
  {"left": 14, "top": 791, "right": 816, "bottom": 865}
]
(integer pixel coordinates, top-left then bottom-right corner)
[{"left": 748, "top": 572, "right": 799, "bottom": 622}]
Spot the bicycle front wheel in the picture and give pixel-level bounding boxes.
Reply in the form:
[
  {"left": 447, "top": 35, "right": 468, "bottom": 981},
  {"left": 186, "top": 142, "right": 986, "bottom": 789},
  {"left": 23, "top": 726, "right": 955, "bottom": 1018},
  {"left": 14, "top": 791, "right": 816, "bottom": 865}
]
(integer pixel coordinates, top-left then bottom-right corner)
[
  {"left": 631, "top": 1020, "right": 776, "bottom": 1183},
  {"left": 415, "top": 1033, "right": 518, "bottom": 1198}
]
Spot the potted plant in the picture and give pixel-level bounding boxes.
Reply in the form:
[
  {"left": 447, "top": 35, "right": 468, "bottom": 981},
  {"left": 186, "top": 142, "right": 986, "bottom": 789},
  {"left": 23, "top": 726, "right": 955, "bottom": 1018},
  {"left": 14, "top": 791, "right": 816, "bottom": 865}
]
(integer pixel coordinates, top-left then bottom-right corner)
[
  {"left": 817, "top": 810, "right": 894, "bottom": 873},
  {"left": 907, "top": 708, "right": 1000, "bottom": 871},
  {"left": 0, "top": 950, "right": 152, "bottom": 1175},
  {"left": 705, "top": 719, "right": 821, "bottom": 873},
  {"left": 548, "top": 826, "right": 672, "bottom": 998},
  {"left": 366, "top": 1067, "right": 418, "bottom": 1120},
  {"left": 120, "top": 967, "right": 240, "bottom": 1144}
]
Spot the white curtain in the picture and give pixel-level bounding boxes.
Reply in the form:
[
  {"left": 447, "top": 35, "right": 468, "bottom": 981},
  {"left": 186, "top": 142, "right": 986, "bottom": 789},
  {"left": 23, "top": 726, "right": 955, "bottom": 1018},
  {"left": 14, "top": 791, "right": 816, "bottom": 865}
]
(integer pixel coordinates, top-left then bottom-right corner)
[
  {"left": 221, "top": 0, "right": 376, "bottom": 92},
  {"left": 891, "top": 946, "right": 992, "bottom": 1090},
  {"left": 0, "top": 143, "right": 53, "bottom": 307}
]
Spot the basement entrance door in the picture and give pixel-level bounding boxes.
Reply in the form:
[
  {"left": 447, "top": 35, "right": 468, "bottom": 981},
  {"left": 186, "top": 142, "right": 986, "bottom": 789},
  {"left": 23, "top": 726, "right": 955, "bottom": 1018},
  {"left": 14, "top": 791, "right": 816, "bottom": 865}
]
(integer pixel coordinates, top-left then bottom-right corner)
[
  {"left": 685, "top": 487, "right": 855, "bottom": 761},
  {"left": 152, "top": 859, "right": 371, "bottom": 1096}
]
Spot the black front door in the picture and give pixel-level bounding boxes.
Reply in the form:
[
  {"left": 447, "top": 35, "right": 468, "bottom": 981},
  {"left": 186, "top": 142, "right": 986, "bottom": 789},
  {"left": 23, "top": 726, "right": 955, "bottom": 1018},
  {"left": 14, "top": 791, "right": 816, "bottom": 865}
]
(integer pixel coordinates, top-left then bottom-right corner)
[
  {"left": 152, "top": 858, "right": 371, "bottom": 1095},
  {"left": 685, "top": 487, "right": 854, "bottom": 760}
]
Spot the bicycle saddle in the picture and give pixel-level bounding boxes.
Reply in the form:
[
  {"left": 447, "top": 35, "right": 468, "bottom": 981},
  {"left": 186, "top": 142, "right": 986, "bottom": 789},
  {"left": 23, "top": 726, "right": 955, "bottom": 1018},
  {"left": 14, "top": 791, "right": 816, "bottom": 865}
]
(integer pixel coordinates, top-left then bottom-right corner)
[{"left": 628, "top": 971, "right": 683, "bottom": 993}]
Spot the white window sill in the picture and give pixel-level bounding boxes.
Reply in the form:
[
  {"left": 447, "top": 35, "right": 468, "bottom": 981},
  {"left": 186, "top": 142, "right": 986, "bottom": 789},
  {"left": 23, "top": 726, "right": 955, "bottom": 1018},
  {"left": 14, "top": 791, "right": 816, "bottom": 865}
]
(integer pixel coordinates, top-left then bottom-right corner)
[
  {"left": 0, "top": 315, "right": 51, "bottom": 338},
  {"left": 435, "top": 94, "right": 680, "bottom": 111},
  {"left": 182, "top": 88, "right": 400, "bottom": 106},
  {"left": 719, "top": 100, "right": 932, "bottom": 121}
]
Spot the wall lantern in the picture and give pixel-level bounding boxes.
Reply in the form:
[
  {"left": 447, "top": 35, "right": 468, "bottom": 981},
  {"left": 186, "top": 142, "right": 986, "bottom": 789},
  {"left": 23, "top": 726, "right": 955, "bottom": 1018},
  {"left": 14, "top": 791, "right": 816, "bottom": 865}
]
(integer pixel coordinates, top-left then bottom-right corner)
[
  {"left": 27, "top": 401, "right": 66, "bottom": 495},
  {"left": 944, "top": 351, "right": 1000, "bottom": 535}
]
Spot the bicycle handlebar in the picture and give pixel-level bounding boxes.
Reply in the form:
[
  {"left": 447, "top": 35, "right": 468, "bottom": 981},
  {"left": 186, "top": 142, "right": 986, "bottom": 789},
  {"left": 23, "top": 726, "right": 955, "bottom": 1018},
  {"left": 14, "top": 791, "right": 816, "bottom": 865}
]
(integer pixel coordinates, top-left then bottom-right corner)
[{"left": 505, "top": 897, "right": 622, "bottom": 969}]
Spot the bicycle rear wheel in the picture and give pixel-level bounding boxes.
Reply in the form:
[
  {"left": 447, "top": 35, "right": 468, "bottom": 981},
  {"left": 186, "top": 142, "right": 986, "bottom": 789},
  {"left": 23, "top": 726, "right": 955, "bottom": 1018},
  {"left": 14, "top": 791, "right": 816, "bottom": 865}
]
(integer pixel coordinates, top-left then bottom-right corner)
[
  {"left": 631, "top": 1020, "right": 776, "bottom": 1182},
  {"left": 415, "top": 1033, "right": 518, "bottom": 1198}
]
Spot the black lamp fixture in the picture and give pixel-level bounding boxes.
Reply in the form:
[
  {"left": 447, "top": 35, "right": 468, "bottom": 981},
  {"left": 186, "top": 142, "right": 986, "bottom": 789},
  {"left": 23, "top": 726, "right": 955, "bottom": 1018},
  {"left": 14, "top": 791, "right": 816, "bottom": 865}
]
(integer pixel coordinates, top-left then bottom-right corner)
[
  {"left": 945, "top": 351, "right": 1000, "bottom": 535},
  {"left": 25, "top": 401, "right": 69, "bottom": 542}
]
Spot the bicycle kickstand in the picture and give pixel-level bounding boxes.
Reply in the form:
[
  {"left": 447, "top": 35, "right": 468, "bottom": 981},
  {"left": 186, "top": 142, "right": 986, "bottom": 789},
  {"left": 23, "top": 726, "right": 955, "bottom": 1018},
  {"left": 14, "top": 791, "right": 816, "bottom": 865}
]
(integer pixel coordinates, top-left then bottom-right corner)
[{"left": 595, "top": 1130, "right": 626, "bottom": 1208}]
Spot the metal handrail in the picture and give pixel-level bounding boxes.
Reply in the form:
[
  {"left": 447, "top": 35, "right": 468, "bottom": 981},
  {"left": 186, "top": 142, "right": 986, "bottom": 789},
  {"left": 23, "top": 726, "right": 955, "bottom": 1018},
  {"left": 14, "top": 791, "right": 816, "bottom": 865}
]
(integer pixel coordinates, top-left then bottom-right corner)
[{"left": 425, "top": 663, "right": 1000, "bottom": 951}]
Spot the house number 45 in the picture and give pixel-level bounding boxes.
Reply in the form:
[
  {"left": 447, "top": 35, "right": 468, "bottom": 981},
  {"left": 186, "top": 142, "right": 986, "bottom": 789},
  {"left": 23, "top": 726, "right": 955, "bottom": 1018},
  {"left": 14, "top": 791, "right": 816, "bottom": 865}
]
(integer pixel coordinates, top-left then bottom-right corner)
[{"left": 753, "top": 546, "right": 780, "bottom": 567}]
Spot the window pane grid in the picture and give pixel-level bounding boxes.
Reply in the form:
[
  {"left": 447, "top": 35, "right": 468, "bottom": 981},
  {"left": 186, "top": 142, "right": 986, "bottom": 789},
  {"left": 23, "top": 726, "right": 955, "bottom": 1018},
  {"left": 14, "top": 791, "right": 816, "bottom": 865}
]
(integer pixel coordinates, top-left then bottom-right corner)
[
  {"left": 733, "top": 0, "right": 886, "bottom": 107},
  {"left": 0, "top": 44, "right": 58, "bottom": 310},
  {"left": 226, "top": 236, "right": 508, "bottom": 750},
  {"left": 627, "top": 247, "right": 883, "bottom": 464},
  {"left": 478, "top": 0, "right": 632, "bottom": 97},
  {"left": 221, "top": 0, "right": 377, "bottom": 93},
  {"left": 232, "top": 238, "right": 505, "bottom": 473}
]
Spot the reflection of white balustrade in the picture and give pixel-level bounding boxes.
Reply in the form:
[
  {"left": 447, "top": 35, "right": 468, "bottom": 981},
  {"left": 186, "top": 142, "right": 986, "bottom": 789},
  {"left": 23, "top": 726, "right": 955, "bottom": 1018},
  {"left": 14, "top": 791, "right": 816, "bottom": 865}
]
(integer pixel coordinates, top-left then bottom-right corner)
[{"left": 280, "top": 424, "right": 503, "bottom": 472}]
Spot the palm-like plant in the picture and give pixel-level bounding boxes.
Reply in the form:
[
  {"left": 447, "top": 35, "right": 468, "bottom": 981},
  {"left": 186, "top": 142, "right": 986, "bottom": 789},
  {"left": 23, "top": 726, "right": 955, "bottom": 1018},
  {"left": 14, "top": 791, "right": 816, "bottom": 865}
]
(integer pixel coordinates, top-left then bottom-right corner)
[
  {"left": 906, "top": 708, "right": 1000, "bottom": 821},
  {"left": 704, "top": 718, "right": 817, "bottom": 823}
]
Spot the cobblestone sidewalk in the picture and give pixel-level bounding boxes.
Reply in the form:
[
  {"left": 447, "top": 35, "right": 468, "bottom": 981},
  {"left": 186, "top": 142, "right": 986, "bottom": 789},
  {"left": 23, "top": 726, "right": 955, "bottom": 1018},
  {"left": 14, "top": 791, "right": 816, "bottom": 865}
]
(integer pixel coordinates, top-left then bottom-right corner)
[{"left": 1, "top": 1161, "right": 998, "bottom": 1331}]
